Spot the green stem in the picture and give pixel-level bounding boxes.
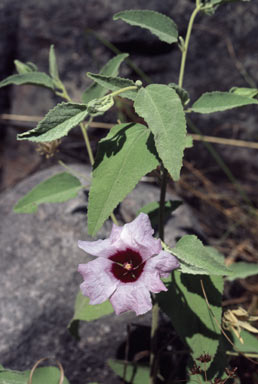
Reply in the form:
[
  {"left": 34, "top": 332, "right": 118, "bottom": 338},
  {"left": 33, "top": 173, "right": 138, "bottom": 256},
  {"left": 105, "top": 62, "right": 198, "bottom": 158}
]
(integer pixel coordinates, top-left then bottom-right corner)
[
  {"left": 80, "top": 119, "right": 95, "bottom": 166},
  {"left": 178, "top": 5, "right": 201, "bottom": 88},
  {"left": 109, "top": 85, "right": 138, "bottom": 98}
]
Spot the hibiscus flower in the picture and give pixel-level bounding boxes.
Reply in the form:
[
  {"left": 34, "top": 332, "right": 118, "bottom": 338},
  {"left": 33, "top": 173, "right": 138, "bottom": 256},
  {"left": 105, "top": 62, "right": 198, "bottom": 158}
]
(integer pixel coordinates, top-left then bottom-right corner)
[{"left": 78, "top": 213, "right": 179, "bottom": 315}]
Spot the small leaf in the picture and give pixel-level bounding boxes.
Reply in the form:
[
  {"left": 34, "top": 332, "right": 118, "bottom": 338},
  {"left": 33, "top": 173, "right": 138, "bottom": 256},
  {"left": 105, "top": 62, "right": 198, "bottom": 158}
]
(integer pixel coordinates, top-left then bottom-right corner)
[
  {"left": 86, "top": 73, "right": 137, "bottom": 100},
  {"left": 134, "top": 84, "right": 187, "bottom": 180},
  {"left": 171, "top": 235, "right": 231, "bottom": 276},
  {"left": 137, "top": 200, "right": 182, "bottom": 229},
  {"left": 0, "top": 72, "right": 54, "bottom": 90},
  {"left": 49, "top": 44, "right": 60, "bottom": 84},
  {"left": 230, "top": 86, "right": 258, "bottom": 98},
  {"left": 0, "top": 366, "right": 70, "bottom": 384},
  {"left": 13, "top": 172, "right": 82, "bottom": 213},
  {"left": 82, "top": 53, "right": 129, "bottom": 103},
  {"left": 168, "top": 82, "right": 190, "bottom": 105},
  {"left": 14, "top": 60, "right": 36, "bottom": 74},
  {"left": 191, "top": 91, "right": 258, "bottom": 113},
  {"left": 69, "top": 291, "right": 113, "bottom": 333},
  {"left": 17, "top": 102, "right": 88, "bottom": 142},
  {"left": 226, "top": 262, "right": 258, "bottom": 281},
  {"left": 108, "top": 359, "right": 149, "bottom": 384},
  {"left": 88, "top": 123, "right": 159, "bottom": 235},
  {"left": 113, "top": 10, "right": 178, "bottom": 44},
  {"left": 87, "top": 94, "right": 114, "bottom": 116}
]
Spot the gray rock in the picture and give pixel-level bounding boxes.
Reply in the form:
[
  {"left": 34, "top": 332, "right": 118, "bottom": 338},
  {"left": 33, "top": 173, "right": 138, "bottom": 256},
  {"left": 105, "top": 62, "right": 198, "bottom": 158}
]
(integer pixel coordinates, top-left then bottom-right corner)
[{"left": 0, "top": 164, "right": 201, "bottom": 383}]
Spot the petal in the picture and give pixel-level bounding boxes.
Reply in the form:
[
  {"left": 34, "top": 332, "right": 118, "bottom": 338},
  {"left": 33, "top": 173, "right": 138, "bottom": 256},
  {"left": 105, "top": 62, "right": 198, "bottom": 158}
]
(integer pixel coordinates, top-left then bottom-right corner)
[
  {"left": 78, "top": 238, "right": 117, "bottom": 258},
  {"left": 110, "top": 283, "right": 152, "bottom": 315},
  {"left": 139, "top": 268, "right": 167, "bottom": 293},
  {"left": 78, "top": 258, "right": 118, "bottom": 304},
  {"left": 146, "top": 250, "right": 180, "bottom": 278},
  {"left": 110, "top": 223, "right": 123, "bottom": 243},
  {"left": 118, "top": 213, "right": 161, "bottom": 260}
]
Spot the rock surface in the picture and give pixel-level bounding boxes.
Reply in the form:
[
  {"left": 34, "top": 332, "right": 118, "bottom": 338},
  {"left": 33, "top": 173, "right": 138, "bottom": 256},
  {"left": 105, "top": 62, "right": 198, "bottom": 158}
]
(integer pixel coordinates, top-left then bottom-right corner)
[{"left": 0, "top": 164, "right": 201, "bottom": 383}]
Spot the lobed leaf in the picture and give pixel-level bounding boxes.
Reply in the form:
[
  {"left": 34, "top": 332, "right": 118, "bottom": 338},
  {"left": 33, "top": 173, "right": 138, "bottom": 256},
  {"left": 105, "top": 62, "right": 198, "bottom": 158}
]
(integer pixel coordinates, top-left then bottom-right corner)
[
  {"left": 13, "top": 172, "right": 82, "bottom": 213},
  {"left": 82, "top": 53, "right": 129, "bottom": 103},
  {"left": 158, "top": 272, "right": 224, "bottom": 380},
  {"left": 226, "top": 262, "right": 258, "bottom": 281},
  {"left": 17, "top": 102, "right": 88, "bottom": 142},
  {"left": 171, "top": 235, "right": 231, "bottom": 276},
  {"left": 0, "top": 72, "right": 54, "bottom": 90},
  {"left": 108, "top": 360, "right": 149, "bottom": 384},
  {"left": 113, "top": 10, "right": 178, "bottom": 44},
  {"left": 87, "top": 123, "right": 159, "bottom": 235},
  {"left": 86, "top": 73, "right": 137, "bottom": 100},
  {"left": 191, "top": 91, "right": 258, "bottom": 113},
  {"left": 134, "top": 84, "right": 187, "bottom": 180}
]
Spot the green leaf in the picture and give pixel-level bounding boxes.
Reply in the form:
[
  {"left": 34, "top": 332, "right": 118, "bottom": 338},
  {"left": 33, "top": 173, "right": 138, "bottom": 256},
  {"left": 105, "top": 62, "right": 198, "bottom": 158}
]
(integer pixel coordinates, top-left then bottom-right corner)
[
  {"left": 230, "top": 329, "right": 258, "bottom": 354},
  {"left": 82, "top": 53, "right": 129, "bottom": 103},
  {"left": 13, "top": 172, "right": 82, "bottom": 213},
  {"left": 17, "top": 102, "right": 88, "bottom": 142},
  {"left": 14, "top": 60, "right": 37, "bottom": 74},
  {"left": 108, "top": 359, "right": 149, "bottom": 384},
  {"left": 226, "top": 262, "right": 258, "bottom": 281},
  {"left": 230, "top": 86, "right": 258, "bottom": 98},
  {"left": 0, "top": 72, "right": 54, "bottom": 90},
  {"left": 171, "top": 235, "right": 231, "bottom": 276},
  {"left": 87, "top": 94, "right": 114, "bottom": 117},
  {"left": 134, "top": 84, "right": 187, "bottom": 180},
  {"left": 158, "top": 272, "right": 224, "bottom": 380},
  {"left": 88, "top": 123, "right": 159, "bottom": 235},
  {"left": 137, "top": 200, "right": 182, "bottom": 229},
  {"left": 86, "top": 73, "right": 137, "bottom": 101},
  {"left": 0, "top": 366, "right": 70, "bottom": 384},
  {"left": 191, "top": 91, "right": 258, "bottom": 113},
  {"left": 113, "top": 10, "right": 178, "bottom": 44},
  {"left": 49, "top": 44, "right": 60, "bottom": 84},
  {"left": 68, "top": 292, "right": 113, "bottom": 337},
  {"left": 168, "top": 83, "right": 190, "bottom": 105}
]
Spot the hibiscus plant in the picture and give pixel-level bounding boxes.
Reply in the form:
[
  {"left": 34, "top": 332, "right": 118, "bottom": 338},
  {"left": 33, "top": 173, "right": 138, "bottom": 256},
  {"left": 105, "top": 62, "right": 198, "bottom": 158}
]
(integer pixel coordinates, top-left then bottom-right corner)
[{"left": 1, "top": 0, "right": 258, "bottom": 383}]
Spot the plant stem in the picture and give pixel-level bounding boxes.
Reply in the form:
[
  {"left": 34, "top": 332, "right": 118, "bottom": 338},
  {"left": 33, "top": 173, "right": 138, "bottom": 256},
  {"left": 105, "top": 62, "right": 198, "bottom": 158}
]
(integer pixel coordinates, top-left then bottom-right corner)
[
  {"left": 80, "top": 119, "right": 94, "bottom": 166},
  {"left": 149, "top": 167, "right": 168, "bottom": 384},
  {"left": 178, "top": 4, "right": 201, "bottom": 88}
]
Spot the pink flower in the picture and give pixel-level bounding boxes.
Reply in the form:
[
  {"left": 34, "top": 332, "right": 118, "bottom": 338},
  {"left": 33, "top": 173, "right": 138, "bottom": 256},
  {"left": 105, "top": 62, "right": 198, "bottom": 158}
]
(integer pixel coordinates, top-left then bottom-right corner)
[{"left": 78, "top": 213, "right": 179, "bottom": 316}]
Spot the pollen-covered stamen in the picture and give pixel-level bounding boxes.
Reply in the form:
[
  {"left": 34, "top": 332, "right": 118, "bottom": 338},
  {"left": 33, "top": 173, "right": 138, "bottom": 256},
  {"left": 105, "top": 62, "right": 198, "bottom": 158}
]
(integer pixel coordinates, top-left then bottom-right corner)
[
  {"left": 123, "top": 262, "right": 133, "bottom": 271},
  {"left": 109, "top": 248, "right": 145, "bottom": 283}
]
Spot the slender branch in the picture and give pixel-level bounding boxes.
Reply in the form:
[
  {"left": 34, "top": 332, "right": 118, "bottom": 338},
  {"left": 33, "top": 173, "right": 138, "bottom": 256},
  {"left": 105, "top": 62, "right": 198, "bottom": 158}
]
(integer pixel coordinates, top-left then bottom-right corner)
[
  {"left": 178, "top": 5, "right": 201, "bottom": 88},
  {"left": 80, "top": 119, "right": 94, "bottom": 166}
]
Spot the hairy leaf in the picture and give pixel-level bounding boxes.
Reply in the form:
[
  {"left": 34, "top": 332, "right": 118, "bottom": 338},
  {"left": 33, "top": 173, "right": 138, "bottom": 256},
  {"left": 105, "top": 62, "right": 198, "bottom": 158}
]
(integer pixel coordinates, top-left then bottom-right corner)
[
  {"left": 108, "top": 360, "right": 149, "bottom": 384},
  {"left": 171, "top": 235, "right": 231, "bottom": 276},
  {"left": 88, "top": 123, "right": 159, "bottom": 235},
  {"left": 158, "top": 272, "right": 224, "bottom": 380},
  {"left": 86, "top": 73, "right": 137, "bottom": 100},
  {"left": 17, "top": 102, "right": 88, "bottom": 142},
  {"left": 13, "top": 172, "right": 82, "bottom": 213},
  {"left": 230, "top": 86, "right": 258, "bottom": 98},
  {"left": 134, "top": 84, "right": 187, "bottom": 180},
  {"left": 14, "top": 60, "right": 37, "bottom": 74},
  {"left": 0, "top": 72, "right": 54, "bottom": 90},
  {"left": 230, "top": 329, "right": 258, "bottom": 354},
  {"left": 191, "top": 91, "right": 258, "bottom": 113},
  {"left": 49, "top": 44, "right": 60, "bottom": 84},
  {"left": 87, "top": 94, "right": 114, "bottom": 116},
  {"left": 113, "top": 10, "right": 178, "bottom": 44},
  {"left": 226, "top": 262, "right": 258, "bottom": 281},
  {"left": 82, "top": 53, "right": 129, "bottom": 103}
]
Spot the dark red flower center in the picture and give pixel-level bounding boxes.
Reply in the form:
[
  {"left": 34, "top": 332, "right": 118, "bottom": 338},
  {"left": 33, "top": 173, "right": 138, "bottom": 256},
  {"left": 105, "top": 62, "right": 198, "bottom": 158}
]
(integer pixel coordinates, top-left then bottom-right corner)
[{"left": 109, "top": 249, "right": 145, "bottom": 283}]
